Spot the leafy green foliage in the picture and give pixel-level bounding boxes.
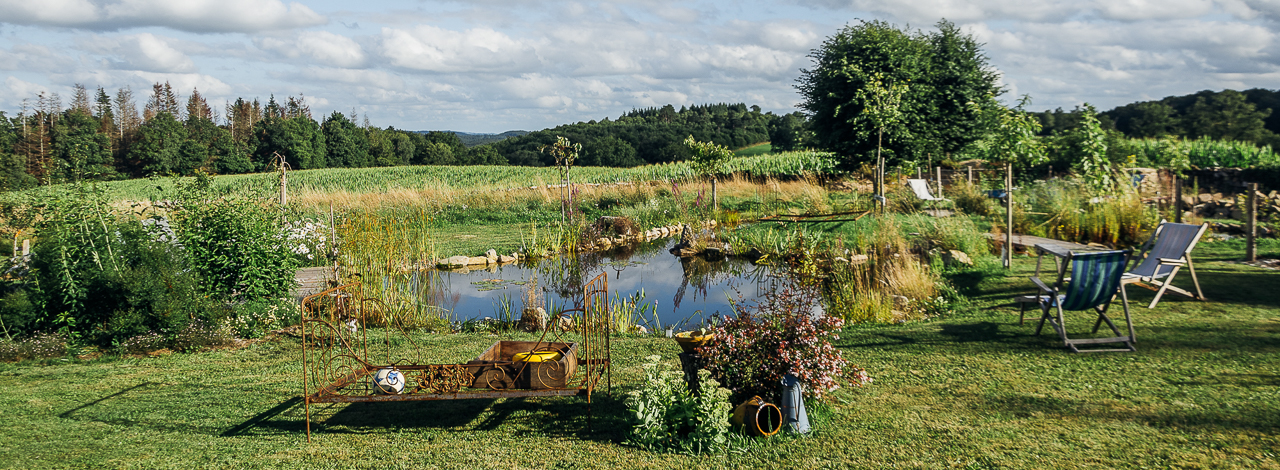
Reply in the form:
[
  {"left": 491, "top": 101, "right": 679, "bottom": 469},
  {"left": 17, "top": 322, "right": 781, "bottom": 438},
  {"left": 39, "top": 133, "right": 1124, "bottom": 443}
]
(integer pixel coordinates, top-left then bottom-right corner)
[
  {"left": 170, "top": 174, "right": 299, "bottom": 302},
  {"left": 968, "top": 95, "right": 1046, "bottom": 166},
  {"left": 625, "top": 355, "right": 732, "bottom": 453},
  {"left": 18, "top": 184, "right": 219, "bottom": 346},
  {"left": 683, "top": 135, "right": 732, "bottom": 177},
  {"left": 701, "top": 282, "right": 848, "bottom": 402},
  {"left": 798, "top": 20, "right": 1001, "bottom": 167}
]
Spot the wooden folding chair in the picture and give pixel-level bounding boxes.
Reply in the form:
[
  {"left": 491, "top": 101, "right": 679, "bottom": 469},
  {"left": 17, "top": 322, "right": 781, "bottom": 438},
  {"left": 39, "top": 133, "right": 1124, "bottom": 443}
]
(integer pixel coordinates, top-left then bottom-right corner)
[
  {"left": 1032, "top": 250, "right": 1136, "bottom": 353},
  {"left": 1122, "top": 221, "right": 1208, "bottom": 308},
  {"left": 906, "top": 179, "right": 949, "bottom": 212}
]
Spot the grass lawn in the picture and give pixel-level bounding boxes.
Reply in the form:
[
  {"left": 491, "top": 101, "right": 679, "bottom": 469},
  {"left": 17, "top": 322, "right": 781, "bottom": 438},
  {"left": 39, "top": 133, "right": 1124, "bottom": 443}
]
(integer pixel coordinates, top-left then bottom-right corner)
[{"left": 1, "top": 238, "right": 1276, "bottom": 469}]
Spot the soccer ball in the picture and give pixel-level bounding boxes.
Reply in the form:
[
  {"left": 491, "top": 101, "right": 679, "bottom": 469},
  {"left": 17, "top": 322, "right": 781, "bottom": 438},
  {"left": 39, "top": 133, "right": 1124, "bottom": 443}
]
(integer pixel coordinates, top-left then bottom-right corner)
[{"left": 372, "top": 368, "right": 405, "bottom": 394}]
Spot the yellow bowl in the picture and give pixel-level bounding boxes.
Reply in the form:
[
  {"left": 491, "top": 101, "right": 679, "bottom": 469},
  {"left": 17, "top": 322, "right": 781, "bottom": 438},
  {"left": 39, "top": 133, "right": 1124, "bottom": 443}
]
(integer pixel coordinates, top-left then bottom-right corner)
[{"left": 513, "top": 351, "right": 563, "bottom": 363}]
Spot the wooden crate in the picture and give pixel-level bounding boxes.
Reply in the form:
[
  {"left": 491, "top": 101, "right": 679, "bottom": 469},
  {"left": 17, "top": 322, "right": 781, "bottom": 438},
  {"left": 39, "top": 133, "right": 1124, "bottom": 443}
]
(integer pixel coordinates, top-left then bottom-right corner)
[{"left": 470, "top": 340, "right": 578, "bottom": 390}]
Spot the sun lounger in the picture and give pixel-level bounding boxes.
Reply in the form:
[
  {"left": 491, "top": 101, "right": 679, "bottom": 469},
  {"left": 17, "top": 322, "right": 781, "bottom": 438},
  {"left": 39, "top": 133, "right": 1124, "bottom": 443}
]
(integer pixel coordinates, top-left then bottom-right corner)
[{"left": 1122, "top": 221, "right": 1208, "bottom": 309}]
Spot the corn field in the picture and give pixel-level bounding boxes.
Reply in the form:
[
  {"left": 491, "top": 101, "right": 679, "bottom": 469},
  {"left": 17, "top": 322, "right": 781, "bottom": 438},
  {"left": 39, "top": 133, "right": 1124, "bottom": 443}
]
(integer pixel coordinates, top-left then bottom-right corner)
[
  {"left": 1, "top": 151, "right": 842, "bottom": 204},
  {"left": 1113, "top": 136, "right": 1279, "bottom": 169}
]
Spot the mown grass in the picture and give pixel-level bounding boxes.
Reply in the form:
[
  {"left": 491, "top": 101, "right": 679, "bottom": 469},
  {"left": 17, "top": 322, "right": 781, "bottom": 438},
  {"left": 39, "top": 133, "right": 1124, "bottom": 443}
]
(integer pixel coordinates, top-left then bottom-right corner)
[{"left": 2, "top": 239, "right": 1276, "bottom": 469}]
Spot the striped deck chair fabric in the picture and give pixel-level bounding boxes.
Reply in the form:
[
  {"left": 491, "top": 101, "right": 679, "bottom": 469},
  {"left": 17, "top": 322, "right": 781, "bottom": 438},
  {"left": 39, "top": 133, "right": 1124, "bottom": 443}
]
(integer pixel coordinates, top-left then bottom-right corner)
[{"left": 1031, "top": 250, "right": 1135, "bottom": 353}]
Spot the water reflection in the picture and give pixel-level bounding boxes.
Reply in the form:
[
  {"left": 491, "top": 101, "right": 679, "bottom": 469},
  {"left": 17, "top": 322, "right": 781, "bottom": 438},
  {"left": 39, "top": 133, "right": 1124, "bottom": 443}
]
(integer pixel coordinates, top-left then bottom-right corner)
[{"left": 428, "top": 237, "right": 780, "bottom": 329}]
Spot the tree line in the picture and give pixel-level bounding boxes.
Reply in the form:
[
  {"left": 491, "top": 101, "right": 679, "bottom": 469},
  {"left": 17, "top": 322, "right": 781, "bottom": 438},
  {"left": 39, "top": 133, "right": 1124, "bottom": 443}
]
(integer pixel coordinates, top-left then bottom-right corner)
[
  {"left": 488, "top": 103, "right": 808, "bottom": 167},
  {"left": 0, "top": 82, "right": 498, "bottom": 191},
  {"left": 1033, "top": 89, "right": 1279, "bottom": 147}
]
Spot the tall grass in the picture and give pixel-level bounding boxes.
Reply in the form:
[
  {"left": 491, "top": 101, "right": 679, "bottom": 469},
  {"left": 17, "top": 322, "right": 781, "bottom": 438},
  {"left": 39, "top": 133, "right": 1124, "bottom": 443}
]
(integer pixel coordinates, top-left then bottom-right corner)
[{"left": 1019, "top": 177, "right": 1157, "bottom": 246}]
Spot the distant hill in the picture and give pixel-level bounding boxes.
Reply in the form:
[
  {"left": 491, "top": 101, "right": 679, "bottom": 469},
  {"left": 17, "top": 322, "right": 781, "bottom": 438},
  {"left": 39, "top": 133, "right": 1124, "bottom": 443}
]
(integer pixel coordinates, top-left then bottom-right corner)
[{"left": 419, "top": 130, "right": 530, "bottom": 147}]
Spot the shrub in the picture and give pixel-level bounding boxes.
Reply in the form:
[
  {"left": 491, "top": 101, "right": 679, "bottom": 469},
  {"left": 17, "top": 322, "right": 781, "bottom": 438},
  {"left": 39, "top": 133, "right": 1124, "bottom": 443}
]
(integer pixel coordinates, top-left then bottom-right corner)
[
  {"left": 22, "top": 185, "right": 221, "bottom": 346},
  {"left": 171, "top": 174, "right": 300, "bottom": 302},
  {"left": 625, "top": 355, "right": 732, "bottom": 453},
  {"left": 0, "top": 331, "right": 68, "bottom": 362},
  {"left": 701, "top": 282, "right": 850, "bottom": 402}
]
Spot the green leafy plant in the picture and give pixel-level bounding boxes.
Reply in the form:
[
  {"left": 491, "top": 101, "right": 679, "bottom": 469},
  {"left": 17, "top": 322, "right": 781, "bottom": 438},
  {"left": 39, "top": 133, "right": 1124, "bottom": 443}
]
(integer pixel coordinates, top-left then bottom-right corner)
[
  {"left": 625, "top": 355, "right": 732, "bottom": 453},
  {"left": 171, "top": 173, "right": 299, "bottom": 302}
]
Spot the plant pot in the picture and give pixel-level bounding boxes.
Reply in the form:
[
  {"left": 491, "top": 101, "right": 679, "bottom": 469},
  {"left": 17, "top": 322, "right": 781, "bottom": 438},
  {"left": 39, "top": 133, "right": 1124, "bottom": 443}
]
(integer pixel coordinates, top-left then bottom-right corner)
[{"left": 731, "top": 396, "right": 782, "bottom": 437}]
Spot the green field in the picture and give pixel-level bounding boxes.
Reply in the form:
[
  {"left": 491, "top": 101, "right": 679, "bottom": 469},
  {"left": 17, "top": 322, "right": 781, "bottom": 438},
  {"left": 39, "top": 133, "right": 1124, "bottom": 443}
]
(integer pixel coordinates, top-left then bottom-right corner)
[
  {"left": 1, "top": 151, "right": 838, "bottom": 206},
  {"left": 1, "top": 238, "right": 1276, "bottom": 469}
]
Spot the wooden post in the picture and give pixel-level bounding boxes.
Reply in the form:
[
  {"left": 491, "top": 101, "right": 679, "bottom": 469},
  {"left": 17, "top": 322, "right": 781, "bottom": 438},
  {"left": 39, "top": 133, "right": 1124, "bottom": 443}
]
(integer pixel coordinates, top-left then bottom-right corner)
[
  {"left": 712, "top": 178, "right": 718, "bottom": 212},
  {"left": 967, "top": 166, "right": 973, "bottom": 184},
  {"left": 1005, "top": 162, "right": 1014, "bottom": 269},
  {"left": 1246, "top": 182, "right": 1258, "bottom": 262},
  {"left": 1173, "top": 173, "right": 1183, "bottom": 223},
  {"left": 936, "top": 166, "right": 943, "bottom": 196},
  {"left": 278, "top": 154, "right": 288, "bottom": 207}
]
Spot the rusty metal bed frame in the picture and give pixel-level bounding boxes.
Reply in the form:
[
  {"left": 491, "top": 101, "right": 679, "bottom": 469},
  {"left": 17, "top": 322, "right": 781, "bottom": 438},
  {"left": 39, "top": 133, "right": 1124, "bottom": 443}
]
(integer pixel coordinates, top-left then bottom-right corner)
[{"left": 300, "top": 272, "right": 611, "bottom": 441}]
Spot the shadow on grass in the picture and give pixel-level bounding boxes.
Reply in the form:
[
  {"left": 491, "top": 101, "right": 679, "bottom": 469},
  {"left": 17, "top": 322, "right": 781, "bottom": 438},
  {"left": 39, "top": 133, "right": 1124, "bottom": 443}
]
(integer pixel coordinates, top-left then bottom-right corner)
[
  {"left": 982, "top": 393, "right": 1280, "bottom": 434},
  {"left": 222, "top": 397, "right": 305, "bottom": 437},
  {"left": 298, "top": 392, "right": 631, "bottom": 444}
]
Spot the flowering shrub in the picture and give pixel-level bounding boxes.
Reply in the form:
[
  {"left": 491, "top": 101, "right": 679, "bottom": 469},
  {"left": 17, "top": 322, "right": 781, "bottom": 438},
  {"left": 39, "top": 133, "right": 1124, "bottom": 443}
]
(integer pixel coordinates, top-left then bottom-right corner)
[
  {"left": 701, "top": 282, "right": 859, "bottom": 401},
  {"left": 0, "top": 331, "right": 68, "bottom": 361},
  {"left": 224, "top": 298, "right": 299, "bottom": 339},
  {"left": 625, "top": 355, "right": 732, "bottom": 453},
  {"left": 283, "top": 218, "right": 332, "bottom": 266}
]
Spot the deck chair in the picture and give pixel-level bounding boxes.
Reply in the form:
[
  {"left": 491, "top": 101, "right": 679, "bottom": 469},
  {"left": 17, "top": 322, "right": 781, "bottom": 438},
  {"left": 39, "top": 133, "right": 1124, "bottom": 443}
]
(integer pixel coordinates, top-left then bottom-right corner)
[
  {"left": 1122, "top": 221, "right": 1208, "bottom": 309},
  {"left": 1032, "top": 250, "right": 1135, "bottom": 353},
  {"left": 907, "top": 179, "right": 948, "bottom": 211}
]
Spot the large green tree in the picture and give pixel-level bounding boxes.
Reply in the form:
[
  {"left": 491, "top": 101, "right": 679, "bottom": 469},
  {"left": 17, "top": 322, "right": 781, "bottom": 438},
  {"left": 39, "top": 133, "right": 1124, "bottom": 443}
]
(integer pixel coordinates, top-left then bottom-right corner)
[
  {"left": 128, "top": 112, "right": 187, "bottom": 175},
  {"left": 251, "top": 116, "right": 326, "bottom": 170},
  {"left": 321, "top": 112, "right": 369, "bottom": 168},
  {"left": 53, "top": 109, "right": 115, "bottom": 181},
  {"left": 797, "top": 20, "right": 1001, "bottom": 167},
  {"left": 1183, "top": 90, "right": 1274, "bottom": 142}
]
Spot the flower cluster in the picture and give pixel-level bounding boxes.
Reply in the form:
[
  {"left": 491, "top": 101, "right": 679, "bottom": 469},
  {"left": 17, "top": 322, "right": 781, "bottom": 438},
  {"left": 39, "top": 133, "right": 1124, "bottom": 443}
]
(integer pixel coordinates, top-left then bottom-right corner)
[
  {"left": 700, "top": 282, "right": 854, "bottom": 401},
  {"left": 283, "top": 218, "right": 331, "bottom": 262},
  {"left": 0, "top": 332, "right": 68, "bottom": 361},
  {"left": 118, "top": 331, "right": 166, "bottom": 354}
]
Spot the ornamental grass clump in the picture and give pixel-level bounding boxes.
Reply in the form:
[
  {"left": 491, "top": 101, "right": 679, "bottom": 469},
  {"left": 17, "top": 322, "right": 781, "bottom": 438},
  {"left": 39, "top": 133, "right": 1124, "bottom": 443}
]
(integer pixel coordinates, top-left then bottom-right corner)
[{"left": 700, "top": 282, "right": 854, "bottom": 402}]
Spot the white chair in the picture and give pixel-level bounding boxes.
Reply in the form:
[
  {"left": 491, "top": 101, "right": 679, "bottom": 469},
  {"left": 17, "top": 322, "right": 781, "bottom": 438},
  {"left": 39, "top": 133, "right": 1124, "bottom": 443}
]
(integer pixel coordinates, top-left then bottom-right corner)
[{"left": 907, "top": 179, "right": 949, "bottom": 212}]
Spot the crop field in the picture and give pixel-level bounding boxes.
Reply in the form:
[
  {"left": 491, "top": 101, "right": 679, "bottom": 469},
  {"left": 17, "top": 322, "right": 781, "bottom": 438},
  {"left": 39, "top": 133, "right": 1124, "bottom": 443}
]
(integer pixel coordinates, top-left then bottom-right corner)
[{"left": 1, "top": 151, "right": 839, "bottom": 207}]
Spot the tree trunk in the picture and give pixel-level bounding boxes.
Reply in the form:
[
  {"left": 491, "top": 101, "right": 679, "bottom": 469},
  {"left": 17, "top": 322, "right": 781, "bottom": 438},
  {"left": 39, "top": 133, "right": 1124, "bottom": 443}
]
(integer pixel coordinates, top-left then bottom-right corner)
[
  {"left": 1005, "top": 162, "right": 1013, "bottom": 269},
  {"left": 876, "top": 128, "right": 884, "bottom": 212},
  {"left": 712, "top": 177, "right": 718, "bottom": 213}
]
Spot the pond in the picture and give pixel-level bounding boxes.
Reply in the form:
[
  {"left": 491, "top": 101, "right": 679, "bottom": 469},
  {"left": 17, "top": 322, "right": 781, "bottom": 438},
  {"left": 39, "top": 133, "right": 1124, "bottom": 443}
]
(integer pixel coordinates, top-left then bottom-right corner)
[{"left": 420, "top": 237, "right": 787, "bottom": 331}]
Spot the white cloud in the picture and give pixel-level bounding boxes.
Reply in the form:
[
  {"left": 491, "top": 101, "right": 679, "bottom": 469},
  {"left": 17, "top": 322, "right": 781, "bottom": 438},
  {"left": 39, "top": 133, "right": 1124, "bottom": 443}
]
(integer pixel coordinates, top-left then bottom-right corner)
[
  {"left": 130, "top": 72, "right": 232, "bottom": 96},
  {"left": 258, "top": 31, "right": 367, "bottom": 68},
  {"left": 378, "top": 25, "right": 542, "bottom": 73},
  {"left": 303, "top": 67, "right": 405, "bottom": 91},
  {"left": 0, "top": 0, "right": 326, "bottom": 33},
  {"left": 0, "top": 44, "right": 78, "bottom": 72},
  {"left": 79, "top": 33, "right": 196, "bottom": 73}
]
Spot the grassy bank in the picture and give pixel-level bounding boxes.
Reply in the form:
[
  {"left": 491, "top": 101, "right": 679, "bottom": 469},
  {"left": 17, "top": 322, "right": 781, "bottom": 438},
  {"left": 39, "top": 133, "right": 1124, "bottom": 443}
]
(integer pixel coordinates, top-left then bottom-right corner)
[{"left": 1, "top": 241, "right": 1276, "bottom": 468}]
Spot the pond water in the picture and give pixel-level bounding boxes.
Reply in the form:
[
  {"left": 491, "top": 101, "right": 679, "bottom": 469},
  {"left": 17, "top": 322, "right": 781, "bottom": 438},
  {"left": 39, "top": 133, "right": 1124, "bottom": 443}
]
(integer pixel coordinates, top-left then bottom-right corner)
[{"left": 424, "top": 237, "right": 786, "bottom": 330}]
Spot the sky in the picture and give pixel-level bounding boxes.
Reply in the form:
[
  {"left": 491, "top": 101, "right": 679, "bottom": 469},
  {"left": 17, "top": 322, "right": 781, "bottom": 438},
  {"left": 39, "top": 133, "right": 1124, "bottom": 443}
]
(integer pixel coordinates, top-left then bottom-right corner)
[{"left": 1, "top": 0, "right": 1278, "bottom": 133}]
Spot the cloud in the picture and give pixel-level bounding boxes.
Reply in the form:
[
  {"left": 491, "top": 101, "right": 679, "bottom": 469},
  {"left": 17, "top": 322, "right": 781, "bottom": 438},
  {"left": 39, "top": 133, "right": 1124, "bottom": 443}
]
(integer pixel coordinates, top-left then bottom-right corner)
[
  {"left": 258, "top": 31, "right": 368, "bottom": 68},
  {"left": 0, "top": 0, "right": 326, "bottom": 33},
  {"left": 129, "top": 72, "right": 232, "bottom": 96},
  {"left": 302, "top": 67, "right": 405, "bottom": 91},
  {"left": 80, "top": 33, "right": 196, "bottom": 73},
  {"left": 378, "top": 25, "right": 542, "bottom": 73},
  {"left": 0, "top": 44, "right": 78, "bottom": 72}
]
